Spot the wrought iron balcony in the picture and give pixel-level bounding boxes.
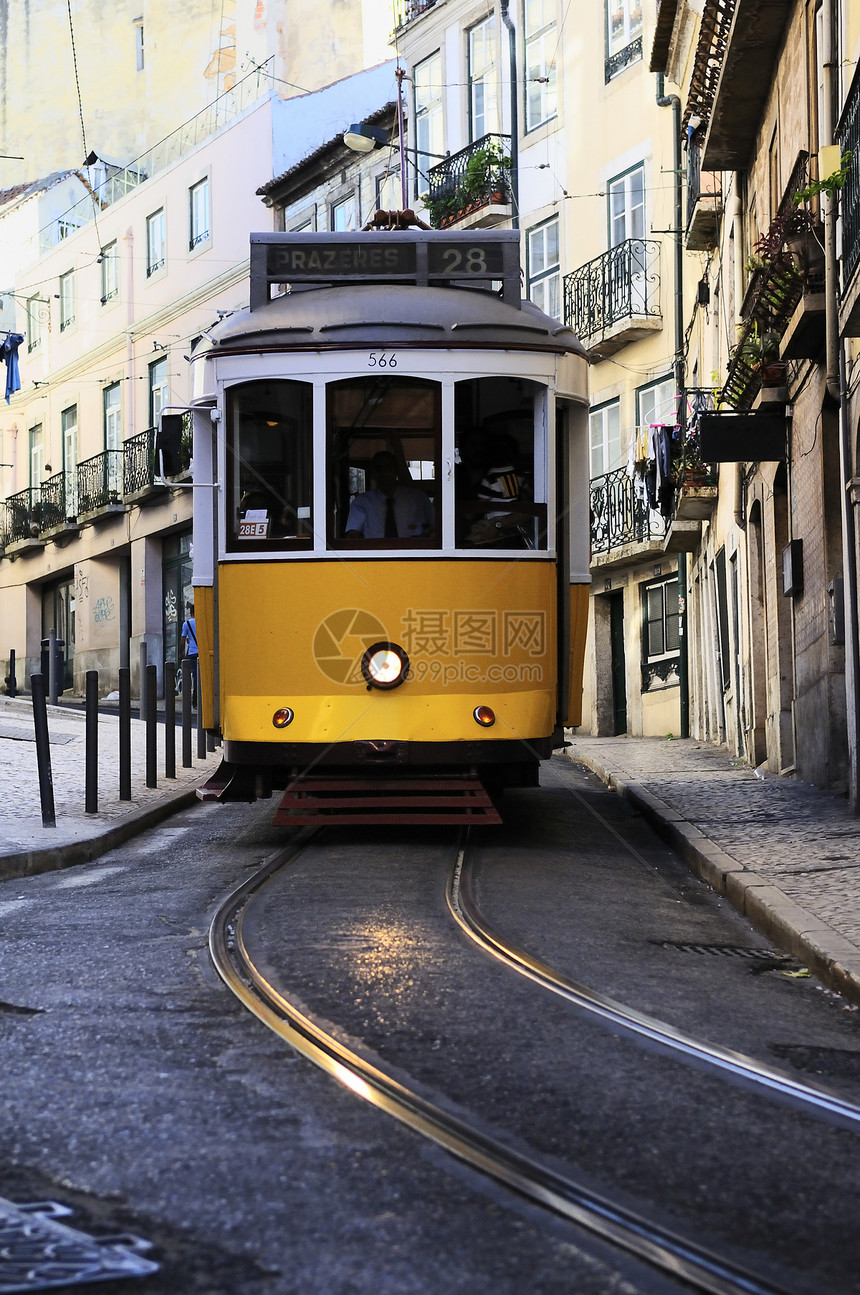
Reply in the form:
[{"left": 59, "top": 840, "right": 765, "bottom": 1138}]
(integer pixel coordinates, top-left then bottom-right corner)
[
  {"left": 123, "top": 427, "right": 158, "bottom": 497},
  {"left": 836, "top": 61, "right": 860, "bottom": 324},
  {"left": 39, "top": 471, "right": 69, "bottom": 531},
  {"left": 564, "top": 239, "right": 661, "bottom": 356},
  {"left": 686, "top": 137, "right": 722, "bottom": 250},
  {"left": 392, "top": 0, "right": 437, "bottom": 29},
  {"left": 590, "top": 467, "right": 665, "bottom": 557},
  {"left": 426, "top": 134, "right": 512, "bottom": 230},
  {"left": 4, "top": 487, "right": 43, "bottom": 545},
  {"left": 77, "top": 450, "right": 124, "bottom": 517},
  {"left": 605, "top": 35, "right": 643, "bottom": 83},
  {"left": 721, "top": 153, "right": 811, "bottom": 409}
]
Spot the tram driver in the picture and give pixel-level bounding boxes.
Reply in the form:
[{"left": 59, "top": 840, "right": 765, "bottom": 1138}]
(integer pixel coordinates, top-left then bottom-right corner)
[{"left": 345, "top": 450, "right": 435, "bottom": 540}]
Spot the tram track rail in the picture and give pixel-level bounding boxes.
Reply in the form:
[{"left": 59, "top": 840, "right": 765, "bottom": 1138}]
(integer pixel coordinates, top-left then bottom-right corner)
[
  {"left": 209, "top": 829, "right": 812, "bottom": 1295},
  {"left": 449, "top": 837, "right": 860, "bottom": 1132}
]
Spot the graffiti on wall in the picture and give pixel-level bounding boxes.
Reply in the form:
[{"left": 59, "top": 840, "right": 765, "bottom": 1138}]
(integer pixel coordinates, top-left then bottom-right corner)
[{"left": 93, "top": 596, "right": 115, "bottom": 624}]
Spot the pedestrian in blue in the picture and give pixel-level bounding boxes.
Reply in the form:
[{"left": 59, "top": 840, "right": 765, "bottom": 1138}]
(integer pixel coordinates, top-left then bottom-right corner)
[{"left": 180, "top": 606, "right": 198, "bottom": 706}]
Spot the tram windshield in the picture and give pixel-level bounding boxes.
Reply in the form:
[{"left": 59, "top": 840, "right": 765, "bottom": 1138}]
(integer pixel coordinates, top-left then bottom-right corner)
[
  {"left": 226, "top": 380, "right": 313, "bottom": 550},
  {"left": 454, "top": 376, "right": 546, "bottom": 550},
  {"left": 329, "top": 376, "right": 440, "bottom": 547}
]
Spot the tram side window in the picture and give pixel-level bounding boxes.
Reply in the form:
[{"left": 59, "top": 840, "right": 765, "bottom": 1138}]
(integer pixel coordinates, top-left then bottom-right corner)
[
  {"left": 454, "top": 377, "right": 546, "bottom": 550},
  {"left": 328, "top": 376, "right": 440, "bottom": 547},
  {"left": 227, "top": 380, "right": 313, "bottom": 550}
]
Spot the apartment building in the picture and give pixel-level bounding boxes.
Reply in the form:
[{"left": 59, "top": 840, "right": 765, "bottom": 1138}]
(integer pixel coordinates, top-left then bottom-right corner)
[
  {"left": 392, "top": 0, "right": 689, "bottom": 738},
  {"left": 0, "top": 60, "right": 398, "bottom": 697},
  {"left": 650, "top": 0, "right": 860, "bottom": 799}
]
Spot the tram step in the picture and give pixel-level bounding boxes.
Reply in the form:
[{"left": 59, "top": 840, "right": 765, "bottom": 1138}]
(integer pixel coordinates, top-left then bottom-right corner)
[{"left": 272, "top": 773, "right": 502, "bottom": 825}]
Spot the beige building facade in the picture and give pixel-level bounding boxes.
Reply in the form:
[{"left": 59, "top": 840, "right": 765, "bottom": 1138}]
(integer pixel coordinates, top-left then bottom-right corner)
[{"left": 0, "top": 58, "right": 398, "bottom": 697}]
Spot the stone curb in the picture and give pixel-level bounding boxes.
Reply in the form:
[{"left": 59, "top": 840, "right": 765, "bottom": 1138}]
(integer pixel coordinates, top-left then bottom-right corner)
[
  {"left": 568, "top": 750, "right": 860, "bottom": 1008},
  {"left": 0, "top": 787, "right": 201, "bottom": 883}
]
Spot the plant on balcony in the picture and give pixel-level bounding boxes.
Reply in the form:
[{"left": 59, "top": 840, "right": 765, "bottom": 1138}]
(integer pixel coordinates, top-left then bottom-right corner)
[
  {"left": 792, "top": 150, "right": 852, "bottom": 205},
  {"left": 731, "top": 322, "right": 786, "bottom": 386},
  {"left": 673, "top": 429, "right": 714, "bottom": 487},
  {"left": 426, "top": 141, "right": 511, "bottom": 228}
]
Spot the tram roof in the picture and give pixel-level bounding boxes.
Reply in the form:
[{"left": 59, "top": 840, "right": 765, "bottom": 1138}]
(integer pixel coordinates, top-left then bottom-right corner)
[{"left": 203, "top": 283, "right": 586, "bottom": 358}]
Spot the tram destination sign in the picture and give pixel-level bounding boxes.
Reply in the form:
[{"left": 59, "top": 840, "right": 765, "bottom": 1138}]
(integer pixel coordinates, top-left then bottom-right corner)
[{"left": 250, "top": 231, "right": 521, "bottom": 307}]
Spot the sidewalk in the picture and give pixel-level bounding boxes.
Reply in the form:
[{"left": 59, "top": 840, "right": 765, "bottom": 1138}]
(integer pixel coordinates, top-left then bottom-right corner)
[
  {"left": 0, "top": 694, "right": 212, "bottom": 880},
  {"left": 566, "top": 735, "right": 860, "bottom": 1007}
]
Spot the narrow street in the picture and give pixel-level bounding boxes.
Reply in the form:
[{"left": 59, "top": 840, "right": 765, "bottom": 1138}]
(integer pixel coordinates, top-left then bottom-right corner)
[{"left": 2, "top": 755, "right": 859, "bottom": 1294}]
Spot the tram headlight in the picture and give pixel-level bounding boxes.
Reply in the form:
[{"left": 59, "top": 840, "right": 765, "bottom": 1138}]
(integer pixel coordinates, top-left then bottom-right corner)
[
  {"left": 361, "top": 642, "right": 410, "bottom": 691},
  {"left": 473, "top": 705, "right": 495, "bottom": 727},
  {"left": 272, "top": 707, "right": 295, "bottom": 728}
]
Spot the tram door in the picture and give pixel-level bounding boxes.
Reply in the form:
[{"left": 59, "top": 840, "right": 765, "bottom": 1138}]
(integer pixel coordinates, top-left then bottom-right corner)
[{"left": 608, "top": 590, "right": 627, "bottom": 735}]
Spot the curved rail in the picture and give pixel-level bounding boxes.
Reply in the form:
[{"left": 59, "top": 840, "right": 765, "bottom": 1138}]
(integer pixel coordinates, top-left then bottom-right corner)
[
  {"left": 210, "top": 835, "right": 791, "bottom": 1295},
  {"left": 449, "top": 836, "right": 860, "bottom": 1131}
]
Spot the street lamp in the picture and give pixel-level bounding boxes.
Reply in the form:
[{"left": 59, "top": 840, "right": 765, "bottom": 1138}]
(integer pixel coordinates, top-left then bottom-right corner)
[{"left": 343, "top": 124, "right": 390, "bottom": 153}]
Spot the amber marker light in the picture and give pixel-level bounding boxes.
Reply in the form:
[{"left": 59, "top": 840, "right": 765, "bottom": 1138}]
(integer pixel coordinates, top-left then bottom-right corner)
[
  {"left": 272, "top": 708, "right": 294, "bottom": 728},
  {"left": 361, "top": 642, "right": 410, "bottom": 690},
  {"left": 473, "top": 705, "right": 495, "bottom": 727}
]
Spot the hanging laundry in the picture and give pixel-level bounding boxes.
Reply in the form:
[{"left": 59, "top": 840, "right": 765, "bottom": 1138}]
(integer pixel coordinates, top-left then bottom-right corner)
[{"left": 2, "top": 333, "right": 23, "bottom": 404}]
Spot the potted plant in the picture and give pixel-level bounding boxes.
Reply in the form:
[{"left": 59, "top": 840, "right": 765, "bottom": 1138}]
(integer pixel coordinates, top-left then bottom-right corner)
[
  {"left": 731, "top": 322, "right": 785, "bottom": 385},
  {"left": 426, "top": 139, "right": 511, "bottom": 227}
]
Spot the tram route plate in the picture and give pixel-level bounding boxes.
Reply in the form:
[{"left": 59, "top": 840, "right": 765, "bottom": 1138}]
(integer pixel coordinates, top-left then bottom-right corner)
[{"left": 0, "top": 1196, "right": 158, "bottom": 1292}]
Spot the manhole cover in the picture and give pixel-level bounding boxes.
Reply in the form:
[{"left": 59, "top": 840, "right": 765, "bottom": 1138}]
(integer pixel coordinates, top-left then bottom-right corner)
[
  {"left": 653, "top": 940, "right": 792, "bottom": 962},
  {"left": 0, "top": 1196, "right": 157, "bottom": 1292}
]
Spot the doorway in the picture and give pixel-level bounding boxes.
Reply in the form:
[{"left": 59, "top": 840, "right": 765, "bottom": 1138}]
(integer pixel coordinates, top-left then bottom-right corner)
[{"left": 608, "top": 590, "right": 627, "bottom": 734}]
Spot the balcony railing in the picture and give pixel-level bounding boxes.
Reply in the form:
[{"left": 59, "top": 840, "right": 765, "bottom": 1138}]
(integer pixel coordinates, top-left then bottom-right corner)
[
  {"left": 123, "top": 428, "right": 157, "bottom": 496},
  {"left": 721, "top": 153, "right": 811, "bottom": 409},
  {"left": 5, "top": 487, "right": 42, "bottom": 544},
  {"left": 392, "top": 0, "right": 437, "bottom": 29},
  {"left": 564, "top": 239, "right": 661, "bottom": 343},
  {"left": 426, "top": 134, "right": 512, "bottom": 229},
  {"left": 590, "top": 467, "right": 665, "bottom": 556},
  {"left": 605, "top": 35, "right": 643, "bottom": 83},
  {"left": 836, "top": 61, "right": 860, "bottom": 290},
  {"left": 77, "top": 450, "right": 124, "bottom": 516},
  {"left": 39, "top": 471, "right": 69, "bottom": 530}
]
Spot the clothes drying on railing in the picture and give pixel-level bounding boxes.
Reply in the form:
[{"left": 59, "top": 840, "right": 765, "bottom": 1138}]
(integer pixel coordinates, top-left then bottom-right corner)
[
  {"left": 625, "top": 423, "right": 676, "bottom": 517},
  {"left": 1, "top": 333, "right": 23, "bottom": 404}
]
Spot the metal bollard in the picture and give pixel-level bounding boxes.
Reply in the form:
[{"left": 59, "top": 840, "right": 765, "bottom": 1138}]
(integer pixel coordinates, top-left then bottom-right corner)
[
  {"left": 118, "top": 666, "right": 131, "bottom": 800},
  {"left": 30, "top": 674, "right": 56, "bottom": 828},
  {"left": 139, "top": 641, "right": 148, "bottom": 718},
  {"left": 145, "top": 663, "right": 157, "bottom": 789},
  {"left": 6, "top": 648, "right": 16, "bottom": 698},
  {"left": 195, "top": 660, "right": 206, "bottom": 760},
  {"left": 164, "top": 660, "right": 176, "bottom": 779},
  {"left": 181, "top": 658, "right": 193, "bottom": 768},
  {"left": 47, "top": 629, "right": 59, "bottom": 706},
  {"left": 85, "top": 670, "right": 98, "bottom": 814}
]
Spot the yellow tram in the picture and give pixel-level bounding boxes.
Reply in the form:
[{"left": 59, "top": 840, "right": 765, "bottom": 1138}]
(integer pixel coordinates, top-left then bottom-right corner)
[{"left": 184, "top": 228, "right": 589, "bottom": 824}]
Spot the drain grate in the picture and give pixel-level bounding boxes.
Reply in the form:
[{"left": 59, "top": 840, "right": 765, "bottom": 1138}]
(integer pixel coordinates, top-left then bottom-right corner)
[
  {"left": 0, "top": 1196, "right": 158, "bottom": 1292},
  {"left": 654, "top": 940, "right": 792, "bottom": 962}
]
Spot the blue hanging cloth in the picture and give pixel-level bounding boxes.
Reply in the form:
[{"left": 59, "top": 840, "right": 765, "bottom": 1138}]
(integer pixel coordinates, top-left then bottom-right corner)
[{"left": 2, "top": 332, "right": 24, "bottom": 404}]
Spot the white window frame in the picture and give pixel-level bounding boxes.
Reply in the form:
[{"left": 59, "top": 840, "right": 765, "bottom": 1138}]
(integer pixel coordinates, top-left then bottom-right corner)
[
  {"left": 468, "top": 16, "right": 499, "bottom": 142},
  {"left": 637, "top": 375, "right": 676, "bottom": 429},
  {"left": 62, "top": 405, "right": 78, "bottom": 515},
  {"left": 331, "top": 193, "right": 357, "bottom": 231},
  {"left": 146, "top": 208, "right": 166, "bottom": 277},
  {"left": 29, "top": 423, "right": 43, "bottom": 490},
  {"left": 134, "top": 18, "right": 144, "bottom": 71},
  {"left": 376, "top": 166, "right": 402, "bottom": 212},
  {"left": 526, "top": 217, "right": 560, "bottom": 320},
  {"left": 27, "top": 296, "right": 43, "bottom": 352},
  {"left": 149, "top": 356, "right": 169, "bottom": 426},
  {"left": 524, "top": 0, "right": 558, "bottom": 133},
  {"left": 608, "top": 162, "right": 645, "bottom": 246},
  {"left": 100, "top": 240, "right": 119, "bottom": 303},
  {"left": 414, "top": 51, "right": 443, "bottom": 198},
  {"left": 589, "top": 399, "right": 622, "bottom": 479},
  {"left": 607, "top": 0, "right": 643, "bottom": 60},
  {"left": 59, "top": 271, "right": 75, "bottom": 331},
  {"left": 189, "top": 177, "right": 211, "bottom": 251}
]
